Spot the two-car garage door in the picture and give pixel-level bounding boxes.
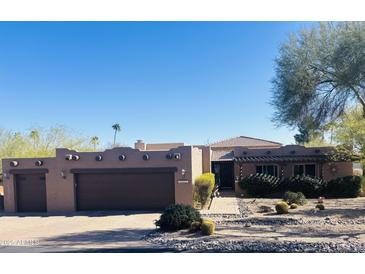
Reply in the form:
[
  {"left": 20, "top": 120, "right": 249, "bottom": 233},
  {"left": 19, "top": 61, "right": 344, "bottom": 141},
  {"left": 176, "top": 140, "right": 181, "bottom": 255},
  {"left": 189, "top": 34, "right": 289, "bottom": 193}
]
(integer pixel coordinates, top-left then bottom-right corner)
[
  {"left": 12, "top": 168, "right": 175, "bottom": 212},
  {"left": 75, "top": 169, "right": 175, "bottom": 211}
]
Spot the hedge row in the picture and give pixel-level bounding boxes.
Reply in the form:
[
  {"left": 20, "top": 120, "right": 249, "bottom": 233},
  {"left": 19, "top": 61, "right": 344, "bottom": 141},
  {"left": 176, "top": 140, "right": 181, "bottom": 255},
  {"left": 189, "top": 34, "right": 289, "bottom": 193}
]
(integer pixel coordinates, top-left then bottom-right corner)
[{"left": 239, "top": 174, "right": 364, "bottom": 198}]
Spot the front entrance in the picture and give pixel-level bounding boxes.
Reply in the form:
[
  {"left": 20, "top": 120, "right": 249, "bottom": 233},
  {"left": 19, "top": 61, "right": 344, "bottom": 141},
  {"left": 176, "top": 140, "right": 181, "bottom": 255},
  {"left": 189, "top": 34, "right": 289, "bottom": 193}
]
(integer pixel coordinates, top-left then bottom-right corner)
[{"left": 211, "top": 161, "right": 234, "bottom": 189}]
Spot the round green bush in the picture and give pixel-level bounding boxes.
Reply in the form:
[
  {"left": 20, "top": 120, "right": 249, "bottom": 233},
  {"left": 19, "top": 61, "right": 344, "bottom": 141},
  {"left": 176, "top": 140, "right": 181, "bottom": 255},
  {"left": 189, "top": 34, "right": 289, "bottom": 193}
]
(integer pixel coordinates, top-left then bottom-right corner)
[
  {"left": 283, "top": 191, "right": 307, "bottom": 205},
  {"left": 316, "top": 204, "right": 325, "bottom": 210},
  {"left": 290, "top": 203, "right": 298, "bottom": 209},
  {"left": 239, "top": 173, "right": 282, "bottom": 197},
  {"left": 280, "top": 176, "right": 326, "bottom": 198},
  {"left": 155, "top": 204, "right": 201, "bottom": 231},
  {"left": 325, "top": 176, "right": 363, "bottom": 198},
  {"left": 201, "top": 219, "right": 216, "bottom": 236},
  {"left": 189, "top": 221, "right": 202, "bottom": 233},
  {"left": 275, "top": 201, "right": 289, "bottom": 214}
]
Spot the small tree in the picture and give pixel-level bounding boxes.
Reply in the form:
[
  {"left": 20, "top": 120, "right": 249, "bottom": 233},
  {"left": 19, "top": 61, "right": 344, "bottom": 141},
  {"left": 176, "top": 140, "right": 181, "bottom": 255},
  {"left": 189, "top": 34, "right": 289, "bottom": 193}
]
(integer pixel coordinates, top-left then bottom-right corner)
[
  {"left": 193, "top": 173, "right": 215, "bottom": 209},
  {"left": 90, "top": 136, "right": 100, "bottom": 151},
  {"left": 112, "top": 123, "right": 121, "bottom": 146},
  {"left": 333, "top": 106, "right": 365, "bottom": 155},
  {"left": 29, "top": 130, "right": 40, "bottom": 149}
]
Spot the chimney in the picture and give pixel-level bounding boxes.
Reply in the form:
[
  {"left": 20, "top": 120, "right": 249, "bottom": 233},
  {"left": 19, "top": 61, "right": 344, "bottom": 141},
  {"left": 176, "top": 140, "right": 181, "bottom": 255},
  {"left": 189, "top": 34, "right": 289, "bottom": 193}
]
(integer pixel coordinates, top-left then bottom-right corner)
[{"left": 134, "top": 139, "right": 146, "bottom": 150}]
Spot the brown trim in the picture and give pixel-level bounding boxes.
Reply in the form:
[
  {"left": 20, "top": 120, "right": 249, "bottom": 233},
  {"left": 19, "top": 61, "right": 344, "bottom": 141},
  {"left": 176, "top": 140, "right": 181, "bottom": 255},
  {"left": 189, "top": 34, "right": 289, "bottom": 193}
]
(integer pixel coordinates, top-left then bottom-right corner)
[
  {"left": 234, "top": 155, "right": 326, "bottom": 163},
  {"left": 70, "top": 167, "right": 178, "bottom": 174},
  {"left": 9, "top": 169, "right": 49, "bottom": 174}
]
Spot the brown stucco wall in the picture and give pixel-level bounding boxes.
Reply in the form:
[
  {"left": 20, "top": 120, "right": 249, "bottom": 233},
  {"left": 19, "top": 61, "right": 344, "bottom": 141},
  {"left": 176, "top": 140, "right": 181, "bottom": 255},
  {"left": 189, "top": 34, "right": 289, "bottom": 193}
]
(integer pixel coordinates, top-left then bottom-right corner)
[
  {"left": 194, "top": 145, "right": 211, "bottom": 173},
  {"left": 191, "top": 147, "right": 203, "bottom": 185},
  {"left": 146, "top": 143, "right": 185, "bottom": 150},
  {"left": 2, "top": 146, "right": 201, "bottom": 213},
  {"left": 322, "top": 161, "right": 356, "bottom": 182}
]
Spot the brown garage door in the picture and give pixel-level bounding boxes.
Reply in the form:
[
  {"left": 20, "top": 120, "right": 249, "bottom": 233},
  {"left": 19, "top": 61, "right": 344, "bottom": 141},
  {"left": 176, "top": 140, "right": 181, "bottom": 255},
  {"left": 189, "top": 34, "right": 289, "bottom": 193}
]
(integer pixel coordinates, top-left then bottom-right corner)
[
  {"left": 75, "top": 170, "right": 175, "bottom": 211},
  {"left": 16, "top": 173, "right": 47, "bottom": 212}
]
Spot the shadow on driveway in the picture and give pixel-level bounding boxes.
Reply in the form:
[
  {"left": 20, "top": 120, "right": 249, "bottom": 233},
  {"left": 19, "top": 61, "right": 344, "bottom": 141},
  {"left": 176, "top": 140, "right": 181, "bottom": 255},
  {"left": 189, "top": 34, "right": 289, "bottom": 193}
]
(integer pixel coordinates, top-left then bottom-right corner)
[
  {"left": 0, "top": 210, "right": 162, "bottom": 218},
  {"left": 1, "top": 228, "right": 179, "bottom": 253},
  {"left": 43, "top": 228, "right": 152, "bottom": 247}
]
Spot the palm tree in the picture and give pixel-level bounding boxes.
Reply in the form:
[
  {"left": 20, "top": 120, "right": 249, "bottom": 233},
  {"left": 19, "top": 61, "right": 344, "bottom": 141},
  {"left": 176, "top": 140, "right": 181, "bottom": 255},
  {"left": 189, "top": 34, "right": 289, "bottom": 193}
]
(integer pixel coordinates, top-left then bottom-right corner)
[
  {"left": 112, "top": 123, "right": 121, "bottom": 146},
  {"left": 29, "top": 130, "right": 40, "bottom": 149},
  {"left": 90, "top": 136, "right": 100, "bottom": 151}
]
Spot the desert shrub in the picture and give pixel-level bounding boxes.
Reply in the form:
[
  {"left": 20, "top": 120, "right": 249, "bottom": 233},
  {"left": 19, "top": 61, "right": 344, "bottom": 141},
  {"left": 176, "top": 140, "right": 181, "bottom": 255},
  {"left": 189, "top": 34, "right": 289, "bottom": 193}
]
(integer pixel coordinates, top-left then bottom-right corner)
[
  {"left": 325, "top": 176, "right": 364, "bottom": 198},
  {"left": 239, "top": 173, "right": 282, "bottom": 197},
  {"left": 189, "top": 221, "right": 202, "bottom": 233},
  {"left": 258, "top": 205, "right": 274, "bottom": 213},
  {"left": 155, "top": 204, "right": 201, "bottom": 231},
  {"left": 316, "top": 204, "right": 325, "bottom": 210},
  {"left": 290, "top": 203, "right": 298, "bottom": 209},
  {"left": 201, "top": 219, "right": 216, "bottom": 236},
  {"left": 193, "top": 173, "right": 215, "bottom": 208},
  {"left": 275, "top": 201, "right": 289, "bottom": 214},
  {"left": 283, "top": 191, "right": 307, "bottom": 205},
  {"left": 280, "top": 176, "right": 326, "bottom": 198}
]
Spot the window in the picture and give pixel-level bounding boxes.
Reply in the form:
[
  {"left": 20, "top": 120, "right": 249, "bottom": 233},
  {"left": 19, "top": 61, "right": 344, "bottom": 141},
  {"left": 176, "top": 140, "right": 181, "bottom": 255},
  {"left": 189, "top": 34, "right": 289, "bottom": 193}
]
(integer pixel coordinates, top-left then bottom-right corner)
[
  {"left": 294, "top": 164, "right": 316, "bottom": 177},
  {"left": 256, "top": 165, "right": 278, "bottom": 177}
]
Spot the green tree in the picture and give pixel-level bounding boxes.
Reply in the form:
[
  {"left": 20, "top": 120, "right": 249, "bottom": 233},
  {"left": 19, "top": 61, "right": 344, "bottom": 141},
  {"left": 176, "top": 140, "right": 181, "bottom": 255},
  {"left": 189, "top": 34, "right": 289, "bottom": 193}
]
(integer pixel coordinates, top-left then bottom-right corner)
[
  {"left": 112, "top": 123, "right": 121, "bottom": 146},
  {"left": 0, "top": 126, "right": 94, "bottom": 171},
  {"left": 294, "top": 118, "right": 324, "bottom": 145},
  {"left": 90, "top": 136, "right": 100, "bottom": 151},
  {"left": 333, "top": 106, "right": 365, "bottom": 154},
  {"left": 272, "top": 22, "right": 365, "bottom": 134},
  {"left": 29, "top": 129, "right": 40, "bottom": 149}
]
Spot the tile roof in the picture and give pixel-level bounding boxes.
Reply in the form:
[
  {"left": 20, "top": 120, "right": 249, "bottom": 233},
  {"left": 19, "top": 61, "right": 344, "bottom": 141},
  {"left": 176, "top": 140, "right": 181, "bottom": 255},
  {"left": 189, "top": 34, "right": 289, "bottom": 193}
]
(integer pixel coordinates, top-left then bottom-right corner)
[
  {"left": 211, "top": 136, "right": 282, "bottom": 148},
  {"left": 211, "top": 150, "right": 234, "bottom": 161}
]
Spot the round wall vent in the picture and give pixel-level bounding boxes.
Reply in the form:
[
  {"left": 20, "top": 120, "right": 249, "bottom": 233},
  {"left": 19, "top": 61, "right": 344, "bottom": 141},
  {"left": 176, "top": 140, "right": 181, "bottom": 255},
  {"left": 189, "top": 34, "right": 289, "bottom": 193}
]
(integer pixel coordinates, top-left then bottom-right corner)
[
  {"left": 143, "top": 154, "right": 150, "bottom": 161},
  {"left": 72, "top": 155, "right": 80, "bottom": 161},
  {"left": 65, "top": 154, "right": 73, "bottom": 161},
  {"left": 10, "top": 161, "right": 19, "bottom": 167},
  {"left": 35, "top": 160, "right": 43, "bottom": 166}
]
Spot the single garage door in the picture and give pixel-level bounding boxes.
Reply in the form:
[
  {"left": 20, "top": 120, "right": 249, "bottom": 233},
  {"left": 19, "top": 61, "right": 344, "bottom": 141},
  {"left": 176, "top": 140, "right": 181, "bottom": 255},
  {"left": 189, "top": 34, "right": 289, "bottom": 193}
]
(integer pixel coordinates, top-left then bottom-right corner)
[
  {"left": 75, "top": 169, "right": 175, "bottom": 211},
  {"left": 16, "top": 173, "right": 47, "bottom": 212}
]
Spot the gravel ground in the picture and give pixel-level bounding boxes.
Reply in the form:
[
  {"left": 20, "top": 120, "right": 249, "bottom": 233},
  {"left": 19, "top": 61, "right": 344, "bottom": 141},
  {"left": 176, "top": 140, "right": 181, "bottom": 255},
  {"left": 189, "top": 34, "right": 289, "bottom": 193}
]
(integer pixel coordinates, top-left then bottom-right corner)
[
  {"left": 145, "top": 197, "right": 365, "bottom": 253},
  {"left": 145, "top": 231, "right": 365, "bottom": 252}
]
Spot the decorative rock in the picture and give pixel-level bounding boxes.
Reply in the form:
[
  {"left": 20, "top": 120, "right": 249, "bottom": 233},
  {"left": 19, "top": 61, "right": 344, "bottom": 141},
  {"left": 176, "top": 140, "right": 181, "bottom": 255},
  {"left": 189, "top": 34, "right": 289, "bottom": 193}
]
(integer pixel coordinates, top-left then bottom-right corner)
[
  {"left": 258, "top": 205, "right": 274, "bottom": 213},
  {"left": 244, "top": 222, "right": 252, "bottom": 227}
]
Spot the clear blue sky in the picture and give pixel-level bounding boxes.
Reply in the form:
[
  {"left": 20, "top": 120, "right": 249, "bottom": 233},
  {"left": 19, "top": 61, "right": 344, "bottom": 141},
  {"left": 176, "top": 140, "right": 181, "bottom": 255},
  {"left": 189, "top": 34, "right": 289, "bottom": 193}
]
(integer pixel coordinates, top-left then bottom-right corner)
[{"left": 0, "top": 22, "right": 314, "bottom": 147}]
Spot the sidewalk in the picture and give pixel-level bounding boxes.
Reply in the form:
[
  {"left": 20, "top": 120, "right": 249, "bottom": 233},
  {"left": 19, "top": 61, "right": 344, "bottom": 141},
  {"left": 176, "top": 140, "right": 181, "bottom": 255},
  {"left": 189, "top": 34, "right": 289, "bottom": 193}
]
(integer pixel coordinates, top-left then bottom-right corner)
[{"left": 201, "top": 191, "right": 240, "bottom": 215}]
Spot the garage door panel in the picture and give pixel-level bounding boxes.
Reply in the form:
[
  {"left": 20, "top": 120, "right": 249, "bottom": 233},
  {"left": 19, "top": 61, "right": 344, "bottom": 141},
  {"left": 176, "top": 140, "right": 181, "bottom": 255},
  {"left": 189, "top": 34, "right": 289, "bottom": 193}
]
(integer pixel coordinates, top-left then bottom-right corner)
[
  {"left": 16, "top": 174, "right": 47, "bottom": 212},
  {"left": 76, "top": 172, "right": 175, "bottom": 211}
]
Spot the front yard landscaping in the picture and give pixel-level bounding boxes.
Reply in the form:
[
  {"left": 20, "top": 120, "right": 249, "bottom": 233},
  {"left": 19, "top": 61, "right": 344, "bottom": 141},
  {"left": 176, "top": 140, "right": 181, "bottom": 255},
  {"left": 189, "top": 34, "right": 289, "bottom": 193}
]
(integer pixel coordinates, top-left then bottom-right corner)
[{"left": 145, "top": 197, "right": 365, "bottom": 252}]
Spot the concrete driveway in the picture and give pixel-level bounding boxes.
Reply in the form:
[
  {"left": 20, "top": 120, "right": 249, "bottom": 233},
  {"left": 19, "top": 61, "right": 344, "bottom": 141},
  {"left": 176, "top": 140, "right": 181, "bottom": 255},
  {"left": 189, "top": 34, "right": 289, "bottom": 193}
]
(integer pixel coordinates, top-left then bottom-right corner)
[{"left": 0, "top": 211, "right": 172, "bottom": 252}]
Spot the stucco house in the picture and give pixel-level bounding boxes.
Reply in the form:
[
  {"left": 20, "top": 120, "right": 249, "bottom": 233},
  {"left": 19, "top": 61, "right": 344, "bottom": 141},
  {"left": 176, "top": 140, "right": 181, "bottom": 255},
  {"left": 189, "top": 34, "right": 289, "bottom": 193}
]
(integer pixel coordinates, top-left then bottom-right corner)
[{"left": 1, "top": 136, "right": 362, "bottom": 213}]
